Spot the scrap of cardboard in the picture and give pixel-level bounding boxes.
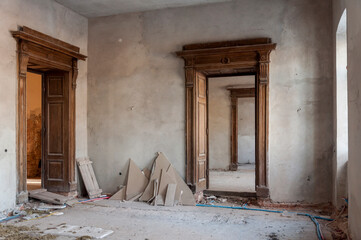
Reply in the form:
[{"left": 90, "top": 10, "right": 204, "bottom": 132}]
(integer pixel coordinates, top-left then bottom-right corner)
[
  {"left": 155, "top": 169, "right": 177, "bottom": 205},
  {"left": 125, "top": 159, "right": 149, "bottom": 201},
  {"left": 165, "top": 183, "right": 177, "bottom": 207},
  {"left": 140, "top": 153, "right": 170, "bottom": 202},
  {"left": 109, "top": 186, "right": 126, "bottom": 201},
  {"left": 168, "top": 165, "right": 196, "bottom": 206},
  {"left": 142, "top": 168, "right": 151, "bottom": 180},
  {"left": 140, "top": 152, "right": 196, "bottom": 206}
]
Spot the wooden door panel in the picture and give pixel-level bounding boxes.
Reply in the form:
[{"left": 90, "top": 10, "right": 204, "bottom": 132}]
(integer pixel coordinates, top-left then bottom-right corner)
[
  {"left": 48, "top": 160, "right": 63, "bottom": 180},
  {"left": 195, "top": 72, "right": 207, "bottom": 191},
  {"left": 47, "top": 103, "right": 63, "bottom": 155},
  {"left": 43, "top": 71, "right": 69, "bottom": 192},
  {"left": 198, "top": 102, "right": 206, "bottom": 156},
  {"left": 48, "top": 77, "right": 64, "bottom": 96}
]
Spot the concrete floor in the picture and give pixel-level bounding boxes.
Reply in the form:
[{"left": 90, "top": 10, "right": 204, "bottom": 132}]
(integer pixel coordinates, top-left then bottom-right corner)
[
  {"left": 209, "top": 164, "right": 255, "bottom": 192},
  {"left": 10, "top": 201, "right": 321, "bottom": 240}
]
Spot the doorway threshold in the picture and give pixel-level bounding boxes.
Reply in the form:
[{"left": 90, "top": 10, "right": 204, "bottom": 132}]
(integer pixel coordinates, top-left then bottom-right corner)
[{"left": 204, "top": 190, "right": 256, "bottom": 198}]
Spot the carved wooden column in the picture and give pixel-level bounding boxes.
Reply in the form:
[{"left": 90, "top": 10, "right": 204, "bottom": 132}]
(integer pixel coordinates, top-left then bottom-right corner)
[
  {"left": 69, "top": 59, "right": 78, "bottom": 192},
  {"left": 184, "top": 58, "right": 196, "bottom": 189},
  {"left": 230, "top": 96, "right": 238, "bottom": 171},
  {"left": 256, "top": 50, "right": 271, "bottom": 197},
  {"left": 16, "top": 40, "right": 30, "bottom": 203},
  {"left": 228, "top": 88, "right": 256, "bottom": 172}
]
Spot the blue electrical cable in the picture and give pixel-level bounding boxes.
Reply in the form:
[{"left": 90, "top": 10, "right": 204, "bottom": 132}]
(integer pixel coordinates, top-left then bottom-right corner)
[
  {"left": 0, "top": 214, "right": 22, "bottom": 223},
  {"left": 196, "top": 204, "right": 333, "bottom": 240}
]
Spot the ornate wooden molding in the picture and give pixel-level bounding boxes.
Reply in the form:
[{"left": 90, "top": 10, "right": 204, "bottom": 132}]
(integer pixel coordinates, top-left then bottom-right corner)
[
  {"left": 72, "top": 59, "right": 78, "bottom": 89},
  {"left": 13, "top": 26, "right": 86, "bottom": 203},
  {"left": 12, "top": 26, "right": 86, "bottom": 60},
  {"left": 16, "top": 40, "right": 30, "bottom": 202},
  {"left": 258, "top": 50, "right": 271, "bottom": 85},
  {"left": 228, "top": 88, "right": 255, "bottom": 98},
  {"left": 177, "top": 38, "right": 276, "bottom": 197}
]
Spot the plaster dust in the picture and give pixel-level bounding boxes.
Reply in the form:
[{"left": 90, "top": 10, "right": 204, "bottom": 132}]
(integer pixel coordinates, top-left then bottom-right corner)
[{"left": 11, "top": 201, "right": 320, "bottom": 240}]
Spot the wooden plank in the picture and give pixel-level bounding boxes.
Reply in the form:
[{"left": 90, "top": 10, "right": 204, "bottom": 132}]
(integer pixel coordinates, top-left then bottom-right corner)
[
  {"left": 165, "top": 184, "right": 177, "bottom": 207},
  {"left": 29, "top": 189, "right": 70, "bottom": 205},
  {"left": 76, "top": 158, "right": 102, "bottom": 199}
]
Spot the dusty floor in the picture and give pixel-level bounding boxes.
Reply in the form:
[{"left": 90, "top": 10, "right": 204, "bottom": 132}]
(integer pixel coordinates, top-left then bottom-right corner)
[
  {"left": 2, "top": 200, "right": 326, "bottom": 240},
  {"left": 209, "top": 164, "right": 255, "bottom": 192}
]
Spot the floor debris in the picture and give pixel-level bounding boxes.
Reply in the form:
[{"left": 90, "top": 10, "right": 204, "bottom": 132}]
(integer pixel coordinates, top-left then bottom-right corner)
[
  {"left": 7, "top": 201, "right": 327, "bottom": 240},
  {"left": 326, "top": 202, "right": 349, "bottom": 240},
  {"left": 43, "top": 224, "right": 113, "bottom": 239},
  {"left": 125, "top": 159, "right": 149, "bottom": 200},
  {"left": 111, "top": 152, "right": 196, "bottom": 206},
  {"left": 77, "top": 157, "right": 103, "bottom": 199},
  {"left": 29, "top": 189, "right": 72, "bottom": 205},
  {"left": 109, "top": 186, "right": 126, "bottom": 201},
  {"left": 0, "top": 224, "right": 55, "bottom": 240}
]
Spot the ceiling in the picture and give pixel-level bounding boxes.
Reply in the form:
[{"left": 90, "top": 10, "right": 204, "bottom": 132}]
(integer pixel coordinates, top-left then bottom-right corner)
[{"left": 55, "top": 0, "right": 231, "bottom": 18}]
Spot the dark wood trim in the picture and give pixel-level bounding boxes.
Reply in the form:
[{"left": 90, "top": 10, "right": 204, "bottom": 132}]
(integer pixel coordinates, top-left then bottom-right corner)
[
  {"left": 227, "top": 87, "right": 255, "bottom": 171},
  {"left": 11, "top": 27, "right": 86, "bottom": 61},
  {"left": 228, "top": 88, "right": 255, "bottom": 98},
  {"left": 177, "top": 38, "right": 276, "bottom": 198},
  {"left": 13, "top": 26, "right": 86, "bottom": 203},
  {"left": 203, "top": 190, "right": 257, "bottom": 198},
  {"left": 183, "top": 38, "right": 271, "bottom": 50}
]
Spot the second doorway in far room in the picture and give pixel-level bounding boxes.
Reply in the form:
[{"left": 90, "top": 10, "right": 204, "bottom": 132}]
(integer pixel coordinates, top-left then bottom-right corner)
[{"left": 208, "top": 75, "right": 256, "bottom": 193}]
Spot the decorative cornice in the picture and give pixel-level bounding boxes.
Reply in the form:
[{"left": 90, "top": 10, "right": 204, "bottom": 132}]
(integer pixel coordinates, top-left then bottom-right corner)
[{"left": 12, "top": 26, "right": 87, "bottom": 61}]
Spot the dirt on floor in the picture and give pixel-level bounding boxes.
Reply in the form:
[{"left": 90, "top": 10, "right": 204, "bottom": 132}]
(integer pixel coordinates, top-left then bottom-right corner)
[
  {"left": 1, "top": 196, "right": 348, "bottom": 240},
  {"left": 0, "top": 224, "right": 55, "bottom": 240},
  {"left": 325, "top": 205, "right": 349, "bottom": 240}
]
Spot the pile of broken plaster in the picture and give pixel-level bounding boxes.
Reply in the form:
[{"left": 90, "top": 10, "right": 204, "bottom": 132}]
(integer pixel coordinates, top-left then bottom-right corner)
[{"left": 109, "top": 152, "right": 196, "bottom": 206}]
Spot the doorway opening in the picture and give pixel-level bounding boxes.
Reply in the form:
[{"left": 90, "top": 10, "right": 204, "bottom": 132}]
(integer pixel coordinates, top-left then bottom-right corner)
[
  {"left": 177, "top": 38, "right": 276, "bottom": 197},
  {"left": 13, "top": 26, "right": 86, "bottom": 203},
  {"left": 208, "top": 75, "right": 256, "bottom": 193},
  {"left": 26, "top": 72, "right": 43, "bottom": 191}
]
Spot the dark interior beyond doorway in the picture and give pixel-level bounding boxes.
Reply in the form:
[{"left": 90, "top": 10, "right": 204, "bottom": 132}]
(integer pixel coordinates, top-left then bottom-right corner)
[
  {"left": 26, "top": 71, "right": 42, "bottom": 191},
  {"left": 208, "top": 76, "right": 256, "bottom": 193}
]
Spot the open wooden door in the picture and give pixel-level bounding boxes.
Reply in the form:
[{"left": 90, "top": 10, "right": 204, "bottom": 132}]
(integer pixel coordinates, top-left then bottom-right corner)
[
  {"left": 195, "top": 72, "right": 208, "bottom": 191},
  {"left": 43, "top": 71, "right": 70, "bottom": 192}
]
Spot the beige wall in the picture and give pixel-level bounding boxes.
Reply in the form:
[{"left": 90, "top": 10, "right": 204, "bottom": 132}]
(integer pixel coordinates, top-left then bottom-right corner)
[
  {"left": 208, "top": 76, "right": 255, "bottom": 170},
  {"left": 0, "top": 0, "right": 88, "bottom": 211},
  {"left": 333, "top": 0, "right": 361, "bottom": 237},
  {"left": 237, "top": 97, "right": 255, "bottom": 164},
  {"left": 339, "top": 0, "right": 361, "bottom": 238},
  {"left": 88, "top": 0, "right": 334, "bottom": 203}
]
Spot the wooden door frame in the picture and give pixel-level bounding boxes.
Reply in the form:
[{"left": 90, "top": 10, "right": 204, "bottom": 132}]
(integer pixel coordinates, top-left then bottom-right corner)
[
  {"left": 177, "top": 38, "right": 276, "bottom": 198},
  {"left": 12, "top": 26, "right": 86, "bottom": 203},
  {"left": 228, "top": 87, "right": 256, "bottom": 171}
]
